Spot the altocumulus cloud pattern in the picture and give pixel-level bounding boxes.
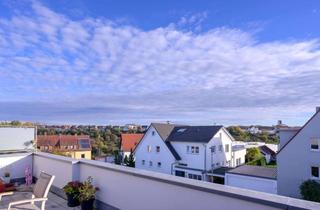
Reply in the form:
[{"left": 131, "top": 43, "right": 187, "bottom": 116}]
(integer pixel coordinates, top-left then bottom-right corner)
[{"left": 0, "top": 1, "right": 320, "bottom": 124}]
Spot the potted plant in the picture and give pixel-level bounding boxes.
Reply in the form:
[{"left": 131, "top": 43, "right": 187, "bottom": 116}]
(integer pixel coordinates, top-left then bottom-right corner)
[
  {"left": 63, "top": 181, "right": 83, "bottom": 207},
  {"left": 78, "top": 177, "right": 99, "bottom": 210},
  {"left": 3, "top": 172, "right": 10, "bottom": 184}
]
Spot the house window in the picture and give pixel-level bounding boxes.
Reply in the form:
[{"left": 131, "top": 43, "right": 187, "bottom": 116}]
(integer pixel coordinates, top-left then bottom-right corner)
[
  {"left": 142, "top": 160, "right": 145, "bottom": 165},
  {"left": 190, "top": 146, "right": 199, "bottom": 154},
  {"left": 188, "top": 174, "right": 202, "bottom": 180},
  {"left": 157, "top": 162, "right": 161, "bottom": 167},
  {"left": 225, "top": 144, "right": 229, "bottom": 152},
  {"left": 311, "top": 166, "right": 319, "bottom": 178},
  {"left": 149, "top": 161, "right": 153, "bottom": 167},
  {"left": 147, "top": 145, "right": 152, "bottom": 152},
  {"left": 81, "top": 154, "right": 85, "bottom": 158},
  {"left": 236, "top": 158, "right": 241, "bottom": 166},
  {"left": 210, "top": 146, "right": 216, "bottom": 153},
  {"left": 219, "top": 145, "right": 222, "bottom": 152},
  {"left": 187, "top": 146, "right": 190, "bottom": 153},
  {"left": 152, "top": 131, "right": 155, "bottom": 136},
  {"left": 226, "top": 160, "right": 231, "bottom": 166},
  {"left": 156, "top": 146, "right": 160, "bottom": 153},
  {"left": 311, "top": 139, "right": 319, "bottom": 150}
]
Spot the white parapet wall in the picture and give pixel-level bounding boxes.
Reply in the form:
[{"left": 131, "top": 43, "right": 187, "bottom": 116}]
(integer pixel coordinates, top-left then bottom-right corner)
[
  {"left": 4, "top": 152, "right": 320, "bottom": 210},
  {"left": 0, "top": 152, "right": 33, "bottom": 180}
]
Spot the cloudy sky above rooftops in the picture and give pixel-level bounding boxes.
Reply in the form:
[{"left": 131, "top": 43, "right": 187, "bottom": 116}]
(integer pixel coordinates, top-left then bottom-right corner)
[{"left": 1, "top": 0, "right": 320, "bottom": 125}]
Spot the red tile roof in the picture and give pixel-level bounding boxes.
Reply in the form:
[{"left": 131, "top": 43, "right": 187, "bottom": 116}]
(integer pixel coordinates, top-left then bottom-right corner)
[
  {"left": 37, "top": 135, "right": 90, "bottom": 149},
  {"left": 121, "top": 133, "right": 144, "bottom": 152}
]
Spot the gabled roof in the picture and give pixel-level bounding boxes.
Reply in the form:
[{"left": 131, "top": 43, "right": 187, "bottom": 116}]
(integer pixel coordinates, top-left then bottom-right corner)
[
  {"left": 37, "top": 135, "right": 91, "bottom": 150},
  {"left": 278, "top": 110, "right": 320, "bottom": 154},
  {"left": 227, "top": 165, "right": 277, "bottom": 180},
  {"left": 165, "top": 142, "right": 181, "bottom": 160},
  {"left": 121, "top": 133, "right": 144, "bottom": 152},
  {"left": 167, "top": 126, "right": 223, "bottom": 143},
  {"left": 150, "top": 123, "right": 181, "bottom": 160},
  {"left": 259, "top": 145, "right": 276, "bottom": 156},
  {"left": 151, "top": 123, "right": 176, "bottom": 141}
]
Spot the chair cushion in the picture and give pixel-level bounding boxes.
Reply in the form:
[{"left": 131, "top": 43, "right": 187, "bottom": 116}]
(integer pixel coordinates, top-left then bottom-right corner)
[{"left": 33, "top": 172, "right": 52, "bottom": 198}]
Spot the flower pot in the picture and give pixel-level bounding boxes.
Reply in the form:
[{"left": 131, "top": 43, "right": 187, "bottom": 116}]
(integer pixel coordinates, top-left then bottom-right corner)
[
  {"left": 66, "top": 193, "right": 80, "bottom": 207},
  {"left": 81, "top": 198, "right": 95, "bottom": 210}
]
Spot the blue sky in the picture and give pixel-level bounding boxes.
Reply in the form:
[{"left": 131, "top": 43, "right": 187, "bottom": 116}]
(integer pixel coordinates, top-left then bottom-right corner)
[{"left": 0, "top": 0, "right": 320, "bottom": 125}]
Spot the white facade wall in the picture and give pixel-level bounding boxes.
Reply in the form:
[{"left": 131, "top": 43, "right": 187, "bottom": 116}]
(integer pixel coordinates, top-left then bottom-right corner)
[
  {"left": 206, "top": 129, "right": 233, "bottom": 169},
  {"left": 232, "top": 149, "right": 246, "bottom": 166},
  {"left": 172, "top": 142, "right": 205, "bottom": 169},
  {"left": 0, "top": 127, "right": 35, "bottom": 151},
  {"left": 225, "top": 173, "right": 277, "bottom": 194},
  {"left": 278, "top": 111, "right": 320, "bottom": 198},
  {"left": 135, "top": 126, "right": 176, "bottom": 174}
]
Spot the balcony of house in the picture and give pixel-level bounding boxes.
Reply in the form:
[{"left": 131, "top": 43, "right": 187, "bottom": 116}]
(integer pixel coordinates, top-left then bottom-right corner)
[{"left": 1, "top": 151, "right": 320, "bottom": 210}]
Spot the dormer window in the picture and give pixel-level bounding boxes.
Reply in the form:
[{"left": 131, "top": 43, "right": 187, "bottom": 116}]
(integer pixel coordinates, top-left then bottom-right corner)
[{"left": 311, "top": 138, "right": 319, "bottom": 150}]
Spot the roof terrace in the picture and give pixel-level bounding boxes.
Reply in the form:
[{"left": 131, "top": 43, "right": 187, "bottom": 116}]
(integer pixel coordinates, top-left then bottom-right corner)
[{"left": 0, "top": 151, "right": 319, "bottom": 210}]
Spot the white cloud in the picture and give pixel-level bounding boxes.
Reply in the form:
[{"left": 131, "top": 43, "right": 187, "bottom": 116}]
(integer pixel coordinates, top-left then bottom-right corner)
[{"left": 0, "top": 1, "right": 320, "bottom": 125}]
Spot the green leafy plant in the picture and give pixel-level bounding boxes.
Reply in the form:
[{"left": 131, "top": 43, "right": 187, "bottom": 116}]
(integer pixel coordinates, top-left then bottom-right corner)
[
  {"left": 63, "top": 181, "right": 83, "bottom": 195},
  {"left": 78, "top": 177, "right": 99, "bottom": 202},
  {"left": 300, "top": 180, "right": 320, "bottom": 202}
]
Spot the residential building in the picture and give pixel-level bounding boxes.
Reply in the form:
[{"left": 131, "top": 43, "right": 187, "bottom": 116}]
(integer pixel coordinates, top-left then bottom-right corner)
[
  {"left": 259, "top": 145, "right": 276, "bottom": 163},
  {"left": 120, "top": 133, "right": 144, "bottom": 158},
  {"left": 277, "top": 107, "right": 320, "bottom": 198},
  {"left": 225, "top": 165, "right": 277, "bottom": 194},
  {"left": 37, "top": 135, "right": 92, "bottom": 159},
  {"left": 134, "top": 123, "right": 246, "bottom": 182},
  {"left": 1, "top": 130, "right": 320, "bottom": 210}
]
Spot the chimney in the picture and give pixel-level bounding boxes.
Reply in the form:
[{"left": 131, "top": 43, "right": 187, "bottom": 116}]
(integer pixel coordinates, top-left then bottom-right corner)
[{"left": 316, "top": 107, "right": 320, "bottom": 113}]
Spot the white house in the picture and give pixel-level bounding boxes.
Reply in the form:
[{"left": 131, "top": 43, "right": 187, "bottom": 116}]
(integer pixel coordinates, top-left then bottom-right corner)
[
  {"left": 225, "top": 165, "right": 277, "bottom": 194},
  {"left": 277, "top": 107, "right": 320, "bottom": 198},
  {"left": 134, "top": 123, "right": 246, "bottom": 182}
]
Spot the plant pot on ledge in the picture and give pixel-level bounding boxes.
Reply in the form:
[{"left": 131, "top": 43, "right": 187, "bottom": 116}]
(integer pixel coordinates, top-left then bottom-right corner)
[
  {"left": 63, "top": 181, "right": 83, "bottom": 207},
  {"left": 78, "top": 177, "right": 99, "bottom": 210},
  {"left": 80, "top": 198, "right": 95, "bottom": 210},
  {"left": 66, "top": 193, "right": 80, "bottom": 207}
]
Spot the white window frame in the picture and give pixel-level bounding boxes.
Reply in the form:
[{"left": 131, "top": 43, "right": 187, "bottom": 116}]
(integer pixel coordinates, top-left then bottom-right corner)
[
  {"left": 147, "top": 145, "right": 152, "bottom": 152},
  {"left": 225, "top": 144, "right": 229, "bottom": 153},
  {"left": 156, "top": 146, "right": 160, "bottom": 153},
  {"left": 311, "top": 166, "right": 320, "bottom": 179},
  {"left": 211, "top": 146, "right": 216, "bottom": 153},
  {"left": 311, "top": 138, "right": 320, "bottom": 151}
]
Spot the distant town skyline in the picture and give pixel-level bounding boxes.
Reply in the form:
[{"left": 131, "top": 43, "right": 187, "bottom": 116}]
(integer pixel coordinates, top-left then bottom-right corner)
[{"left": 1, "top": 0, "right": 320, "bottom": 125}]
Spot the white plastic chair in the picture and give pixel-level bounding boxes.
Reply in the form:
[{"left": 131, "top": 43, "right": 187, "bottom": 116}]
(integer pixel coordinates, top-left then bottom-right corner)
[{"left": 0, "top": 171, "right": 55, "bottom": 210}]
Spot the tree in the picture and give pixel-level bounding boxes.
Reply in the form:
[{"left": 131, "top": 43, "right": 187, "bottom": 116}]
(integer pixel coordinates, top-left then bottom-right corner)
[
  {"left": 127, "top": 150, "right": 135, "bottom": 168},
  {"left": 300, "top": 180, "right": 320, "bottom": 202},
  {"left": 113, "top": 150, "right": 122, "bottom": 165},
  {"left": 245, "top": 147, "right": 262, "bottom": 162},
  {"left": 123, "top": 155, "right": 129, "bottom": 165}
]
